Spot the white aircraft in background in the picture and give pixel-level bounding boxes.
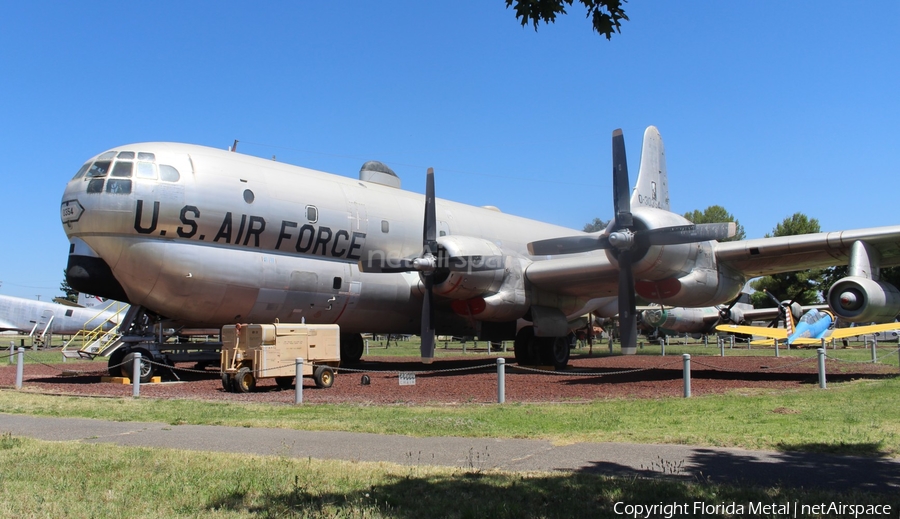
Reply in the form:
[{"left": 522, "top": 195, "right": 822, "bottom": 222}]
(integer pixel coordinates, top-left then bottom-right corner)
[
  {"left": 59, "top": 126, "right": 900, "bottom": 381},
  {"left": 0, "top": 293, "right": 124, "bottom": 340}
]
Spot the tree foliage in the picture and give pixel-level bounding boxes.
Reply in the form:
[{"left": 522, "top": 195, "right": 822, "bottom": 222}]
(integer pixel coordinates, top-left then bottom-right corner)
[
  {"left": 59, "top": 269, "right": 77, "bottom": 303},
  {"left": 583, "top": 218, "right": 609, "bottom": 233},
  {"left": 505, "top": 0, "right": 629, "bottom": 39},
  {"left": 750, "top": 213, "right": 823, "bottom": 307},
  {"left": 683, "top": 205, "right": 746, "bottom": 242}
]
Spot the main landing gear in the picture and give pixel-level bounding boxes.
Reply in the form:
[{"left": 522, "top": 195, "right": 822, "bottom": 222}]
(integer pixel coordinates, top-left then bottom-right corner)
[{"left": 513, "top": 326, "right": 570, "bottom": 369}]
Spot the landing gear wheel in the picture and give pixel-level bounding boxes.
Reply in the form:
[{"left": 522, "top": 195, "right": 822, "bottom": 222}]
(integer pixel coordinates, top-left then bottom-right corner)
[
  {"left": 275, "top": 376, "right": 294, "bottom": 390},
  {"left": 538, "top": 336, "right": 570, "bottom": 369},
  {"left": 122, "top": 351, "right": 155, "bottom": 383},
  {"left": 514, "top": 327, "right": 538, "bottom": 365},
  {"left": 340, "top": 333, "right": 364, "bottom": 364},
  {"left": 107, "top": 350, "right": 126, "bottom": 378},
  {"left": 233, "top": 366, "right": 256, "bottom": 393},
  {"left": 314, "top": 366, "right": 335, "bottom": 388}
]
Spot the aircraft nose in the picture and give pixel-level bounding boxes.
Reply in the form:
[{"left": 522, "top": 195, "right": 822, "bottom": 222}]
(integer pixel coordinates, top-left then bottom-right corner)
[{"left": 66, "top": 252, "right": 128, "bottom": 303}]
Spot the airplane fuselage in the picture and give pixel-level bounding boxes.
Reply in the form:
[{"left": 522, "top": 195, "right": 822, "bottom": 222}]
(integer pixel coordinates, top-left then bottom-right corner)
[
  {"left": 61, "top": 143, "right": 604, "bottom": 335},
  {"left": 0, "top": 294, "right": 118, "bottom": 336}
]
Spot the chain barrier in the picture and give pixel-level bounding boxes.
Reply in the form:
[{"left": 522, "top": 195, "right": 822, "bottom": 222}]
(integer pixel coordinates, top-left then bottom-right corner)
[
  {"left": 826, "top": 346, "right": 900, "bottom": 365},
  {"left": 511, "top": 358, "right": 683, "bottom": 377}
]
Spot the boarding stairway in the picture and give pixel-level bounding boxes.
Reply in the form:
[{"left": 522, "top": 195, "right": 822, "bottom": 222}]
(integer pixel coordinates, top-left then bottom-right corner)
[{"left": 61, "top": 302, "right": 129, "bottom": 359}]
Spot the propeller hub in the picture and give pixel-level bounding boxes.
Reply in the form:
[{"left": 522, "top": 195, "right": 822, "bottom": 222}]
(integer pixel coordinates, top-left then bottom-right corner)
[
  {"left": 412, "top": 255, "right": 437, "bottom": 272},
  {"left": 608, "top": 231, "right": 634, "bottom": 250}
]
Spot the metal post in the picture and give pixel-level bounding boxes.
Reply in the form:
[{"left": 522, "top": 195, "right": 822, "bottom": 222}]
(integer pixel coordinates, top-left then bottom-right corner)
[
  {"left": 8, "top": 341, "right": 13, "bottom": 365},
  {"left": 682, "top": 354, "right": 691, "bottom": 398},
  {"left": 872, "top": 337, "right": 878, "bottom": 363},
  {"left": 729, "top": 335, "right": 734, "bottom": 349},
  {"left": 365, "top": 339, "right": 369, "bottom": 356},
  {"left": 295, "top": 357, "right": 303, "bottom": 404},
  {"left": 132, "top": 352, "right": 141, "bottom": 397},
  {"left": 719, "top": 337, "right": 725, "bottom": 357},
  {"left": 15, "top": 347, "right": 24, "bottom": 389},
  {"left": 704, "top": 335, "right": 708, "bottom": 348},
  {"left": 661, "top": 341, "right": 665, "bottom": 356},
  {"left": 817, "top": 348, "right": 826, "bottom": 389},
  {"left": 503, "top": 341, "right": 507, "bottom": 353},
  {"left": 608, "top": 337, "right": 613, "bottom": 354},
  {"left": 462, "top": 341, "right": 466, "bottom": 354},
  {"left": 774, "top": 338, "right": 779, "bottom": 358},
  {"left": 497, "top": 357, "right": 505, "bottom": 404}
]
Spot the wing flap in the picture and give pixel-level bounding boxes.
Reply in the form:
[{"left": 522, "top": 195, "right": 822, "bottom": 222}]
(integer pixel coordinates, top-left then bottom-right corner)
[
  {"left": 715, "top": 324, "right": 788, "bottom": 339},
  {"left": 828, "top": 322, "right": 900, "bottom": 340}
]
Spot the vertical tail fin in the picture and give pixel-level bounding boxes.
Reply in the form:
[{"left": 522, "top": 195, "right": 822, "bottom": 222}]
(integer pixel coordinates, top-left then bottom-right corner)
[
  {"left": 630, "top": 126, "right": 670, "bottom": 212},
  {"left": 77, "top": 293, "right": 104, "bottom": 308}
]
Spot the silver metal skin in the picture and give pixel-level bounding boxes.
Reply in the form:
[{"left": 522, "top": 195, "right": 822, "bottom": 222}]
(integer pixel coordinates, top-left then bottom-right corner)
[
  {"left": 60, "top": 127, "right": 900, "bottom": 354},
  {"left": 0, "top": 294, "right": 120, "bottom": 335}
]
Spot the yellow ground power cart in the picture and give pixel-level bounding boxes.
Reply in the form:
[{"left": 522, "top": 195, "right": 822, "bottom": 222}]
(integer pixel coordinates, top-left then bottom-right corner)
[{"left": 220, "top": 323, "right": 341, "bottom": 393}]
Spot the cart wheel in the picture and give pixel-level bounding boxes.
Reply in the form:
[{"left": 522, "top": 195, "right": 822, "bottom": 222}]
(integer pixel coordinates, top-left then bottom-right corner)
[
  {"left": 314, "top": 366, "right": 334, "bottom": 388},
  {"left": 221, "top": 372, "right": 234, "bottom": 392},
  {"left": 275, "top": 376, "right": 294, "bottom": 390},
  {"left": 234, "top": 366, "right": 256, "bottom": 393}
]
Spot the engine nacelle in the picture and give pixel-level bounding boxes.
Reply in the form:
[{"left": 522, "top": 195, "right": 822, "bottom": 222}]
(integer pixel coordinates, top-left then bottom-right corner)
[
  {"left": 431, "top": 235, "right": 506, "bottom": 300},
  {"left": 826, "top": 276, "right": 900, "bottom": 323}
]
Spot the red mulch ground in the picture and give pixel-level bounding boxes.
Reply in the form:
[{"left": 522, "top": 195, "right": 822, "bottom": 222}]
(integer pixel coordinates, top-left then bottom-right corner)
[{"left": 2, "top": 349, "right": 896, "bottom": 404}]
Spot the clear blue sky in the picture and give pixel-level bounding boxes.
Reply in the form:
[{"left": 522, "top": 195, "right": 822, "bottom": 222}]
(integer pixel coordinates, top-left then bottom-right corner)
[{"left": 1, "top": 1, "right": 897, "bottom": 301}]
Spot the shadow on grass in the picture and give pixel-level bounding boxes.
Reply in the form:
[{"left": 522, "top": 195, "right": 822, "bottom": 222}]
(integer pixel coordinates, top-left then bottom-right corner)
[{"left": 205, "top": 454, "right": 900, "bottom": 518}]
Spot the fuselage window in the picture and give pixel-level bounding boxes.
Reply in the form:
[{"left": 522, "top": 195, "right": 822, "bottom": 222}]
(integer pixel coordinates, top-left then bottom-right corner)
[
  {"left": 65, "top": 309, "right": 74, "bottom": 317},
  {"left": 111, "top": 161, "right": 133, "bottom": 177},
  {"left": 381, "top": 220, "right": 389, "bottom": 233},
  {"left": 243, "top": 189, "right": 255, "bottom": 204},
  {"left": 136, "top": 162, "right": 156, "bottom": 179},
  {"left": 106, "top": 179, "right": 132, "bottom": 194},
  {"left": 117, "top": 151, "right": 135, "bottom": 159},
  {"left": 86, "top": 161, "right": 111, "bottom": 178},
  {"left": 306, "top": 205, "right": 318, "bottom": 223},
  {"left": 332, "top": 277, "right": 342, "bottom": 290},
  {"left": 86, "top": 179, "right": 104, "bottom": 193},
  {"left": 159, "top": 164, "right": 180, "bottom": 182},
  {"left": 138, "top": 152, "right": 155, "bottom": 161},
  {"left": 72, "top": 162, "right": 90, "bottom": 180},
  {"left": 97, "top": 151, "right": 116, "bottom": 160}
]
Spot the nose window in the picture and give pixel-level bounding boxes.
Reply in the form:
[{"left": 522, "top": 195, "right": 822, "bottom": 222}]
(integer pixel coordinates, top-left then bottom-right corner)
[
  {"left": 111, "top": 161, "right": 133, "bottom": 177},
  {"left": 86, "top": 161, "right": 111, "bottom": 178}
]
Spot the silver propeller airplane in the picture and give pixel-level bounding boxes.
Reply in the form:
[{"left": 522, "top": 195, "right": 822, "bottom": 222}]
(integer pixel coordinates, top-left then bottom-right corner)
[{"left": 60, "top": 126, "right": 900, "bottom": 378}]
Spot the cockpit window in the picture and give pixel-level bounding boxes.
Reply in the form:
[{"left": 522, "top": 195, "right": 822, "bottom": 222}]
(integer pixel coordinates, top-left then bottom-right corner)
[
  {"left": 72, "top": 162, "right": 90, "bottom": 180},
  {"left": 86, "top": 161, "right": 111, "bottom": 178},
  {"left": 138, "top": 152, "right": 155, "bottom": 161},
  {"left": 159, "top": 164, "right": 180, "bottom": 182},
  {"left": 136, "top": 161, "right": 156, "bottom": 179},
  {"left": 117, "top": 151, "right": 135, "bottom": 159},
  {"left": 111, "top": 161, "right": 133, "bottom": 177},
  {"left": 106, "top": 179, "right": 132, "bottom": 194},
  {"left": 86, "top": 179, "right": 104, "bottom": 193},
  {"left": 98, "top": 151, "right": 117, "bottom": 160}
]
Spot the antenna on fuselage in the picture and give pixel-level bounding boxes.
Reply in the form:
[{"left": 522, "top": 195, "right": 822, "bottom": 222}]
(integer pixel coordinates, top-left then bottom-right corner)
[{"left": 230, "top": 139, "right": 238, "bottom": 152}]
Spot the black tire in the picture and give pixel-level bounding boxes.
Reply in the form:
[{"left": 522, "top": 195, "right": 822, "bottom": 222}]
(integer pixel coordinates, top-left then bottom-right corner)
[
  {"left": 122, "top": 351, "right": 155, "bottom": 383},
  {"left": 539, "top": 336, "right": 570, "bottom": 369},
  {"left": 314, "top": 366, "right": 335, "bottom": 388},
  {"left": 340, "top": 333, "right": 364, "bottom": 364},
  {"left": 514, "top": 327, "right": 537, "bottom": 365},
  {"left": 233, "top": 366, "right": 256, "bottom": 393},
  {"left": 275, "top": 376, "right": 294, "bottom": 390},
  {"left": 107, "top": 350, "right": 126, "bottom": 378},
  {"left": 221, "top": 372, "right": 233, "bottom": 392}
]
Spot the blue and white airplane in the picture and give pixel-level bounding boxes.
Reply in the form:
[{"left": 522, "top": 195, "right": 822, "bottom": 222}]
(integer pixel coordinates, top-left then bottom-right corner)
[{"left": 716, "top": 308, "right": 899, "bottom": 345}]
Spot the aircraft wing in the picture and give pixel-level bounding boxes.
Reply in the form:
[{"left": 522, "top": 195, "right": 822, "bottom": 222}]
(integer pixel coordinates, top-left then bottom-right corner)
[
  {"left": 0, "top": 318, "right": 20, "bottom": 331},
  {"left": 714, "top": 324, "right": 788, "bottom": 339},
  {"left": 715, "top": 227, "right": 900, "bottom": 278},
  {"left": 523, "top": 254, "right": 621, "bottom": 299},
  {"left": 827, "top": 322, "right": 900, "bottom": 340}
]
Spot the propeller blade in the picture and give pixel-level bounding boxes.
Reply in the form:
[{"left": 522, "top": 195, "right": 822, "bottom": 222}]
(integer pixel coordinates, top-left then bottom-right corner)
[
  {"left": 424, "top": 167, "right": 436, "bottom": 255},
  {"left": 617, "top": 248, "right": 638, "bottom": 354},
  {"left": 420, "top": 273, "right": 435, "bottom": 363},
  {"left": 639, "top": 222, "right": 736, "bottom": 246},
  {"left": 527, "top": 235, "right": 604, "bottom": 256},
  {"left": 612, "top": 129, "right": 632, "bottom": 228}
]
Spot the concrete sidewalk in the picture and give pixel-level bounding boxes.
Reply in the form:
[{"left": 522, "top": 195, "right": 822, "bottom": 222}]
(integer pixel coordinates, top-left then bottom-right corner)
[{"left": 2, "top": 413, "right": 898, "bottom": 493}]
